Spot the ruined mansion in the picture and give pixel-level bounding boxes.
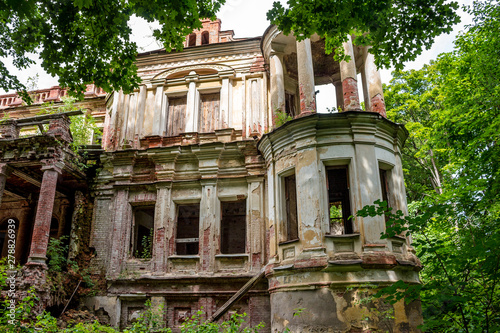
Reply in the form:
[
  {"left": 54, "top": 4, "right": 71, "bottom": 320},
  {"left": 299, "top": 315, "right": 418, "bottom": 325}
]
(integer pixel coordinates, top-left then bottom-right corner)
[{"left": 0, "top": 20, "right": 422, "bottom": 332}]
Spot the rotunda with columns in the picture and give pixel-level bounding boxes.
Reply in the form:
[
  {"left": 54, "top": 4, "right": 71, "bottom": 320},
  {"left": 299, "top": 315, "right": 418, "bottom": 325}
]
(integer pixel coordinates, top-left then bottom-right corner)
[{"left": 259, "top": 27, "right": 423, "bottom": 332}]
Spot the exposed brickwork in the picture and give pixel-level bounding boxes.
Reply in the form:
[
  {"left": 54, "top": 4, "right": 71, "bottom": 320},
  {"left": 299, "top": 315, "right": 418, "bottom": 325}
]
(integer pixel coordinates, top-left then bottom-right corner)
[
  {"left": 370, "top": 93, "right": 387, "bottom": 117},
  {"left": 27, "top": 163, "right": 61, "bottom": 263},
  {"left": 342, "top": 77, "right": 361, "bottom": 111},
  {"left": 0, "top": 121, "right": 19, "bottom": 139},
  {"left": 17, "top": 263, "right": 51, "bottom": 315},
  {"left": 0, "top": 84, "right": 105, "bottom": 109},
  {"left": 47, "top": 114, "right": 72, "bottom": 142},
  {"left": 299, "top": 83, "right": 316, "bottom": 115},
  {"left": 250, "top": 56, "right": 266, "bottom": 73}
]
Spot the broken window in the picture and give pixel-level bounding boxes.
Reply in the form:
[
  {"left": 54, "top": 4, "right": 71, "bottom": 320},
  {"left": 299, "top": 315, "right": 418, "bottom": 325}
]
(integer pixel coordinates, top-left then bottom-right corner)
[
  {"left": 285, "top": 92, "right": 296, "bottom": 117},
  {"left": 132, "top": 207, "right": 154, "bottom": 259},
  {"left": 379, "top": 169, "right": 390, "bottom": 222},
  {"left": 188, "top": 33, "right": 196, "bottom": 47},
  {"left": 198, "top": 93, "right": 220, "bottom": 132},
  {"left": 176, "top": 204, "right": 200, "bottom": 255},
  {"left": 283, "top": 174, "right": 299, "bottom": 241},
  {"left": 220, "top": 200, "right": 246, "bottom": 254},
  {"left": 327, "top": 167, "right": 353, "bottom": 235},
  {"left": 201, "top": 31, "right": 210, "bottom": 45},
  {"left": 166, "top": 96, "right": 187, "bottom": 136}
]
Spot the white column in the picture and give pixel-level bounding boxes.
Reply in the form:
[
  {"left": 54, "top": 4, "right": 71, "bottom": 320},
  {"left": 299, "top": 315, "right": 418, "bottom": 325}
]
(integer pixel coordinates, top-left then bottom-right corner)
[
  {"left": 185, "top": 72, "right": 199, "bottom": 133},
  {"left": 270, "top": 53, "right": 286, "bottom": 113},
  {"left": 363, "top": 46, "right": 386, "bottom": 116},
  {"left": 152, "top": 85, "right": 164, "bottom": 135},
  {"left": 136, "top": 85, "right": 147, "bottom": 138},
  {"left": 296, "top": 38, "right": 316, "bottom": 115},
  {"left": 220, "top": 77, "right": 230, "bottom": 128},
  {"left": 160, "top": 93, "right": 169, "bottom": 136}
]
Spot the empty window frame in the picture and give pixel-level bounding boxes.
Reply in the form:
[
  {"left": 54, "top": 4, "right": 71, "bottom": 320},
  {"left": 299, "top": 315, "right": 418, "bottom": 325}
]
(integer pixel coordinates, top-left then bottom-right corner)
[
  {"left": 220, "top": 200, "right": 246, "bottom": 254},
  {"left": 326, "top": 167, "right": 353, "bottom": 235},
  {"left": 166, "top": 96, "right": 187, "bottom": 136},
  {"left": 176, "top": 204, "right": 200, "bottom": 255},
  {"left": 285, "top": 92, "right": 296, "bottom": 118},
  {"left": 188, "top": 33, "right": 196, "bottom": 47},
  {"left": 201, "top": 31, "right": 210, "bottom": 45},
  {"left": 198, "top": 92, "right": 220, "bottom": 133},
  {"left": 132, "top": 206, "right": 155, "bottom": 259},
  {"left": 283, "top": 174, "right": 299, "bottom": 241},
  {"left": 379, "top": 169, "right": 390, "bottom": 222}
]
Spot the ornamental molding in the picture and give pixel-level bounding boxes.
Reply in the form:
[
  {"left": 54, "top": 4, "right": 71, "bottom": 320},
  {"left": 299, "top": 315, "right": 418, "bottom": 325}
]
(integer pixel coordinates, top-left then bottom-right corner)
[{"left": 153, "top": 64, "right": 235, "bottom": 80}]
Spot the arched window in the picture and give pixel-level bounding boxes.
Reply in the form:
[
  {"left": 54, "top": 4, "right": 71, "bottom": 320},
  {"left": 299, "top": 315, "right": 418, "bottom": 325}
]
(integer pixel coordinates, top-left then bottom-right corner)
[
  {"left": 0, "top": 218, "right": 18, "bottom": 258},
  {"left": 201, "top": 31, "right": 210, "bottom": 45},
  {"left": 188, "top": 33, "right": 196, "bottom": 47}
]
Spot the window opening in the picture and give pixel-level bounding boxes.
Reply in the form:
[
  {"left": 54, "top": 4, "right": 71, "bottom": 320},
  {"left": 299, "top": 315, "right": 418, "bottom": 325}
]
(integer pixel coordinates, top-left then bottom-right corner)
[
  {"left": 284, "top": 174, "right": 299, "bottom": 241},
  {"left": 327, "top": 167, "right": 353, "bottom": 234},
  {"left": 49, "top": 217, "right": 59, "bottom": 239},
  {"left": 285, "top": 92, "right": 296, "bottom": 117},
  {"left": 166, "top": 96, "right": 187, "bottom": 136},
  {"left": 199, "top": 93, "right": 220, "bottom": 132},
  {"left": 379, "top": 169, "right": 390, "bottom": 222},
  {"left": 201, "top": 31, "right": 210, "bottom": 45},
  {"left": 188, "top": 33, "right": 196, "bottom": 47},
  {"left": 176, "top": 204, "right": 200, "bottom": 255},
  {"left": 220, "top": 200, "right": 246, "bottom": 254},
  {"left": 132, "top": 207, "right": 154, "bottom": 259}
]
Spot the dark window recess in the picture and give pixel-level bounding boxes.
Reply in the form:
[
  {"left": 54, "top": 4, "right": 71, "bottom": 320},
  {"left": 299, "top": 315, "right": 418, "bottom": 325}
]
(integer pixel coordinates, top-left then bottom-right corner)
[
  {"left": 199, "top": 93, "right": 220, "bottom": 132},
  {"left": 201, "top": 31, "right": 210, "bottom": 45},
  {"left": 327, "top": 167, "right": 353, "bottom": 235},
  {"left": 221, "top": 200, "right": 246, "bottom": 254},
  {"left": 49, "top": 217, "right": 59, "bottom": 239},
  {"left": 285, "top": 92, "right": 296, "bottom": 118},
  {"left": 188, "top": 33, "right": 196, "bottom": 47},
  {"left": 167, "top": 96, "right": 187, "bottom": 136},
  {"left": 379, "top": 169, "right": 390, "bottom": 222},
  {"left": 176, "top": 204, "right": 200, "bottom": 255},
  {"left": 132, "top": 207, "right": 154, "bottom": 258},
  {"left": 284, "top": 174, "right": 299, "bottom": 241}
]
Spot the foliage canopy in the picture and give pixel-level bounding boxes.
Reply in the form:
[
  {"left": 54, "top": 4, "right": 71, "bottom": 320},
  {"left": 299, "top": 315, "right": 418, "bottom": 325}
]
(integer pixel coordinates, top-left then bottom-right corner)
[
  {"left": 1, "top": 0, "right": 462, "bottom": 101},
  {"left": 267, "top": 0, "right": 460, "bottom": 69},
  {"left": 370, "top": 1, "right": 500, "bottom": 331}
]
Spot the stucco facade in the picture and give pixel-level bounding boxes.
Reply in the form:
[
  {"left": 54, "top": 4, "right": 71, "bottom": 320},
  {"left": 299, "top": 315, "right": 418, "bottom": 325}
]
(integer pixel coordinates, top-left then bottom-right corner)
[{"left": 0, "top": 19, "right": 422, "bottom": 332}]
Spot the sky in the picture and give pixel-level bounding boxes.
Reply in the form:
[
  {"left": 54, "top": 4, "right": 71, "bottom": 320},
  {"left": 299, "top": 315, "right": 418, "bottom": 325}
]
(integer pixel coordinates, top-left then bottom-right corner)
[{"left": 1, "top": 0, "right": 474, "bottom": 110}]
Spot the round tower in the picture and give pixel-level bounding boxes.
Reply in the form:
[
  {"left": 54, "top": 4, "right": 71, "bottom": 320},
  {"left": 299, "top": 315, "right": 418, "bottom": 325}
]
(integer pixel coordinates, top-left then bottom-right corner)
[{"left": 259, "top": 26, "right": 422, "bottom": 332}]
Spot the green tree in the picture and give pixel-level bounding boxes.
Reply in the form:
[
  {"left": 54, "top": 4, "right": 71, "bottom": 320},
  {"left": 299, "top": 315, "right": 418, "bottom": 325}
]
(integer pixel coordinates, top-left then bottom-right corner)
[
  {"left": 2, "top": 0, "right": 462, "bottom": 102},
  {"left": 0, "top": 0, "right": 225, "bottom": 101},
  {"left": 375, "top": 1, "right": 500, "bottom": 331},
  {"left": 267, "top": 0, "right": 460, "bottom": 69}
]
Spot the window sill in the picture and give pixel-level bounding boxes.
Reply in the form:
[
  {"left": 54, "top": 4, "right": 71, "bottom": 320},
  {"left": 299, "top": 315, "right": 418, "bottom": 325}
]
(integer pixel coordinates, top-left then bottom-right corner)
[
  {"left": 168, "top": 255, "right": 200, "bottom": 260},
  {"left": 215, "top": 254, "right": 249, "bottom": 259},
  {"left": 279, "top": 238, "right": 300, "bottom": 246},
  {"left": 325, "top": 233, "right": 360, "bottom": 239}
]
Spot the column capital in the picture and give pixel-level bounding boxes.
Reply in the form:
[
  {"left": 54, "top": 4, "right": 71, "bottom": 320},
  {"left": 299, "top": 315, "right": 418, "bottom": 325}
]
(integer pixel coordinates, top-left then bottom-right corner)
[{"left": 40, "top": 159, "right": 64, "bottom": 174}]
